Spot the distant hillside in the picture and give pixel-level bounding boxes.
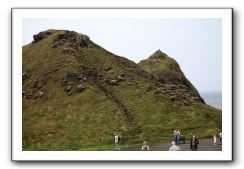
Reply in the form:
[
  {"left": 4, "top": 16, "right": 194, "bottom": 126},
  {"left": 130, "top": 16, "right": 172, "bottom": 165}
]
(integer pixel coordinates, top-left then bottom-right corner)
[{"left": 22, "top": 30, "right": 221, "bottom": 150}]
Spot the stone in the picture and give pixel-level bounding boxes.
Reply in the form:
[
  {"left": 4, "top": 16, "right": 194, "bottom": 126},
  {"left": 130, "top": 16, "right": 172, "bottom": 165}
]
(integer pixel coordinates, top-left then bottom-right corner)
[
  {"left": 51, "top": 41, "right": 59, "bottom": 48},
  {"left": 22, "top": 72, "right": 29, "bottom": 81},
  {"left": 169, "top": 96, "right": 177, "bottom": 101},
  {"left": 26, "top": 90, "right": 33, "bottom": 99},
  {"left": 65, "top": 85, "right": 72, "bottom": 92},
  {"left": 38, "top": 91, "right": 44, "bottom": 98},
  {"left": 170, "top": 85, "right": 177, "bottom": 90},
  {"left": 33, "top": 91, "right": 43, "bottom": 99},
  {"left": 104, "top": 67, "right": 112, "bottom": 72},
  {"left": 63, "top": 47, "right": 75, "bottom": 53},
  {"left": 47, "top": 95, "right": 52, "bottom": 99},
  {"left": 116, "top": 75, "right": 124, "bottom": 82},
  {"left": 182, "top": 101, "right": 190, "bottom": 106},
  {"left": 33, "top": 31, "right": 52, "bottom": 43},
  {"left": 77, "top": 74, "right": 84, "bottom": 80},
  {"left": 192, "top": 96, "right": 200, "bottom": 101},
  {"left": 97, "top": 74, "right": 103, "bottom": 78},
  {"left": 22, "top": 91, "right": 26, "bottom": 97},
  {"left": 104, "top": 78, "right": 110, "bottom": 84},
  {"left": 77, "top": 84, "right": 85, "bottom": 93},
  {"left": 37, "top": 83, "right": 42, "bottom": 89},
  {"left": 109, "top": 79, "right": 117, "bottom": 85},
  {"left": 79, "top": 35, "right": 90, "bottom": 47},
  {"left": 154, "top": 88, "right": 161, "bottom": 94},
  {"left": 67, "top": 91, "right": 73, "bottom": 96},
  {"left": 33, "top": 79, "right": 39, "bottom": 88},
  {"left": 46, "top": 134, "right": 53, "bottom": 138}
]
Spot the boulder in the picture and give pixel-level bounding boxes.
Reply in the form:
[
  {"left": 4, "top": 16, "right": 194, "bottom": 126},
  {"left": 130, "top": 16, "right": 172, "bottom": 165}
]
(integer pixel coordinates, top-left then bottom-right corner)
[
  {"left": 169, "top": 96, "right": 177, "bottom": 101},
  {"left": 192, "top": 96, "right": 200, "bottom": 101},
  {"left": 170, "top": 84, "right": 177, "bottom": 90},
  {"left": 22, "top": 72, "right": 29, "bottom": 81},
  {"left": 67, "top": 91, "right": 73, "bottom": 96},
  {"left": 33, "top": 31, "right": 52, "bottom": 43},
  {"left": 22, "top": 91, "right": 26, "bottom": 97},
  {"left": 104, "top": 67, "right": 113, "bottom": 72},
  {"left": 38, "top": 91, "right": 44, "bottom": 98},
  {"left": 63, "top": 47, "right": 75, "bottom": 53},
  {"left": 79, "top": 34, "right": 90, "bottom": 47},
  {"left": 33, "top": 91, "right": 43, "bottom": 99},
  {"left": 154, "top": 88, "right": 161, "bottom": 94},
  {"left": 33, "top": 79, "right": 39, "bottom": 88},
  {"left": 182, "top": 101, "right": 190, "bottom": 106},
  {"left": 47, "top": 95, "right": 52, "bottom": 99},
  {"left": 76, "top": 84, "right": 85, "bottom": 93},
  {"left": 116, "top": 75, "right": 124, "bottom": 82},
  {"left": 109, "top": 79, "right": 117, "bottom": 85},
  {"left": 26, "top": 89, "right": 33, "bottom": 99},
  {"left": 65, "top": 85, "right": 72, "bottom": 92},
  {"left": 46, "top": 134, "right": 53, "bottom": 138},
  {"left": 97, "top": 74, "right": 103, "bottom": 79}
]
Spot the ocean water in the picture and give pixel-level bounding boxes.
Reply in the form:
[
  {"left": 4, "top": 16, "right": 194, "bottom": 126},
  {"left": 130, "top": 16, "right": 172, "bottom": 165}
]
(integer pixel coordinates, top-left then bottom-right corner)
[{"left": 200, "top": 92, "right": 222, "bottom": 110}]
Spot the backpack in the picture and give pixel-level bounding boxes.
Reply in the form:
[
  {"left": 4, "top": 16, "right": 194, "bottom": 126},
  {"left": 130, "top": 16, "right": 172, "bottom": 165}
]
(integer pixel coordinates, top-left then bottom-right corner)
[{"left": 118, "top": 136, "right": 121, "bottom": 142}]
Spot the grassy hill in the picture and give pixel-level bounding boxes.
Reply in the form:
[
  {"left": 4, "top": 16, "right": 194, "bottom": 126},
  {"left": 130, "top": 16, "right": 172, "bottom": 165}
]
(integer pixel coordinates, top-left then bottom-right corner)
[{"left": 22, "top": 30, "right": 221, "bottom": 150}]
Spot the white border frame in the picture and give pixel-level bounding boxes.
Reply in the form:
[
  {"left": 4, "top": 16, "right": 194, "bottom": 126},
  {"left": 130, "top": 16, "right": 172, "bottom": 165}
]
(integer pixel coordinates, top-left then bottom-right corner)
[{"left": 12, "top": 8, "right": 232, "bottom": 161}]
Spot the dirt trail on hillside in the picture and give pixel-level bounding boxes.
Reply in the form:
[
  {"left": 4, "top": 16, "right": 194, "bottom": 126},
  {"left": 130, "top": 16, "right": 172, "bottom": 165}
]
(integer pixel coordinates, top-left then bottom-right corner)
[{"left": 121, "top": 137, "right": 222, "bottom": 151}]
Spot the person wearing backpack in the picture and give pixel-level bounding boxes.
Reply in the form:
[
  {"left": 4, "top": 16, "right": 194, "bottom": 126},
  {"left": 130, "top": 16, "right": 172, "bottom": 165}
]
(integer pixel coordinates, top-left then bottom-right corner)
[
  {"left": 114, "top": 134, "right": 120, "bottom": 150},
  {"left": 190, "top": 135, "right": 199, "bottom": 151},
  {"left": 141, "top": 141, "right": 150, "bottom": 151}
]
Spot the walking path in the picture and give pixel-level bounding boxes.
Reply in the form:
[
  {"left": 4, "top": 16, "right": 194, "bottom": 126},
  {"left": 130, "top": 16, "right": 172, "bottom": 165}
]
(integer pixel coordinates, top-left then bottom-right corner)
[{"left": 121, "top": 137, "right": 222, "bottom": 151}]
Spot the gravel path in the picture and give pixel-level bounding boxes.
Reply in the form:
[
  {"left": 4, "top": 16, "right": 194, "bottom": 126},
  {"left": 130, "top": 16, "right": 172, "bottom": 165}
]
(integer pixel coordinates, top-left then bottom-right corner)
[{"left": 121, "top": 137, "right": 222, "bottom": 151}]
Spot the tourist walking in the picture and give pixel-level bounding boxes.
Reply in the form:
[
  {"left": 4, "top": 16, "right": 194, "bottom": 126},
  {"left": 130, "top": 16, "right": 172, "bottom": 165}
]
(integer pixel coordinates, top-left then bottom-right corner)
[
  {"left": 176, "top": 129, "right": 181, "bottom": 145},
  {"left": 190, "top": 135, "right": 199, "bottom": 151},
  {"left": 169, "top": 141, "right": 181, "bottom": 151},
  {"left": 213, "top": 134, "right": 217, "bottom": 145},
  {"left": 114, "top": 134, "right": 120, "bottom": 150},
  {"left": 219, "top": 132, "right": 222, "bottom": 144},
  {"left": 173, "top": 129, "right": 177, "bottom": 142},
  {"left": 141, "top": 141, "right": 150, "bottom": 151}
]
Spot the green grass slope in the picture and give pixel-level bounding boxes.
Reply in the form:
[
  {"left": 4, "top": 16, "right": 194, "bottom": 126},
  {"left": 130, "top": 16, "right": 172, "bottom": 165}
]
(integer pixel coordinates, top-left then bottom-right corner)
[{"left": 22, "top": 30, "right": 221, "bottom": 150}]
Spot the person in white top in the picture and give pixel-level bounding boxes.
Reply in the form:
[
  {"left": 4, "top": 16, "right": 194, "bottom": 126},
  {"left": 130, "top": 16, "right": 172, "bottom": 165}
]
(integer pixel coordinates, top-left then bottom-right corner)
[
  {"left": 169, "top": 141, "right": 181, "bottom": 151},
  {"left": 141, "top": 141, "right": 150, "bottom": 151},
  {"left": 213, "top": 134, "right": 217, "bottom": 145},
  {"left": 114, "top": 134, "right": 120, "bottom": 150}
]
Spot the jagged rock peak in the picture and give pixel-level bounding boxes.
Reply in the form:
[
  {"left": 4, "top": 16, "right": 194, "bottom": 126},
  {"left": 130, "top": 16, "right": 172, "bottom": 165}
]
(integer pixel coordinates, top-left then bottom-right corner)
[
  {"left": 32, "top": 30, "right": 53, "bottom": 43},
  {"left": 31, "top": 29, "right": 92, "bottom": 50},
  {"left": 32, "top": 30, "right": 91, "bottom": 45},
  {"left": 149, "top": 49, "right": 168, "bottom": 59}
]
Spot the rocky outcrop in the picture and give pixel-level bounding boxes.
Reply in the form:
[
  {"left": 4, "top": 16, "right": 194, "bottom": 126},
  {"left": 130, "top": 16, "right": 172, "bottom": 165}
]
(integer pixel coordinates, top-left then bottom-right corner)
[
  {"left": 32, "top": 31, "right": 53, "bottom": 43},
  {"left": 52, "top": 30, "right": 91, "bottom": 50}
]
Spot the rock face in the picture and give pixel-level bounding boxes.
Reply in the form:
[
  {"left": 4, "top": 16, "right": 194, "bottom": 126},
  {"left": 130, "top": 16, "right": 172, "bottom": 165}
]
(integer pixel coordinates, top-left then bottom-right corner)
[
  {"left": 33, "top": 31, "right": 53, "bottom": 43},
  {"left": 52, "top": 30, "right": 91, "bottom": 50}
]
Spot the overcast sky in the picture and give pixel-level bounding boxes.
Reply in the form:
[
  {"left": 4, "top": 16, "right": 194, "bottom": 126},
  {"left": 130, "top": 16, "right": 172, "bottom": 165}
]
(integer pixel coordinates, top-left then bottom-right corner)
[{"left": 22, "top": 18, "right": 222, "bottom": 93}]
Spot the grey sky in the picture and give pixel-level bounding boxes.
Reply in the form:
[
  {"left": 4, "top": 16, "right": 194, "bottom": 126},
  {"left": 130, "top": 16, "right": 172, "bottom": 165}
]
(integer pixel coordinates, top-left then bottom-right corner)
[{"left": 22, "top": 18, "right": 222, "bottom": 92}]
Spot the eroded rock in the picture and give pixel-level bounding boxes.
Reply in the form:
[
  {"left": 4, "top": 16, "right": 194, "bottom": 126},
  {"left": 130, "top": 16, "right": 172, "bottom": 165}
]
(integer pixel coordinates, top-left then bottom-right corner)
[
  {"left": 33, "top": 31, "right": 52, "bottom": 43},
  {"left": 76, "top": 84, "right": 85, "bottom": 93}
]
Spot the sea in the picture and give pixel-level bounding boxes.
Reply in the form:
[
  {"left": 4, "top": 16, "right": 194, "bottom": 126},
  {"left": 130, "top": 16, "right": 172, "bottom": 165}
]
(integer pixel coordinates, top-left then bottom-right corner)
[{"left": 200, "top": 92, "right": 222, "bottom": 110}]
